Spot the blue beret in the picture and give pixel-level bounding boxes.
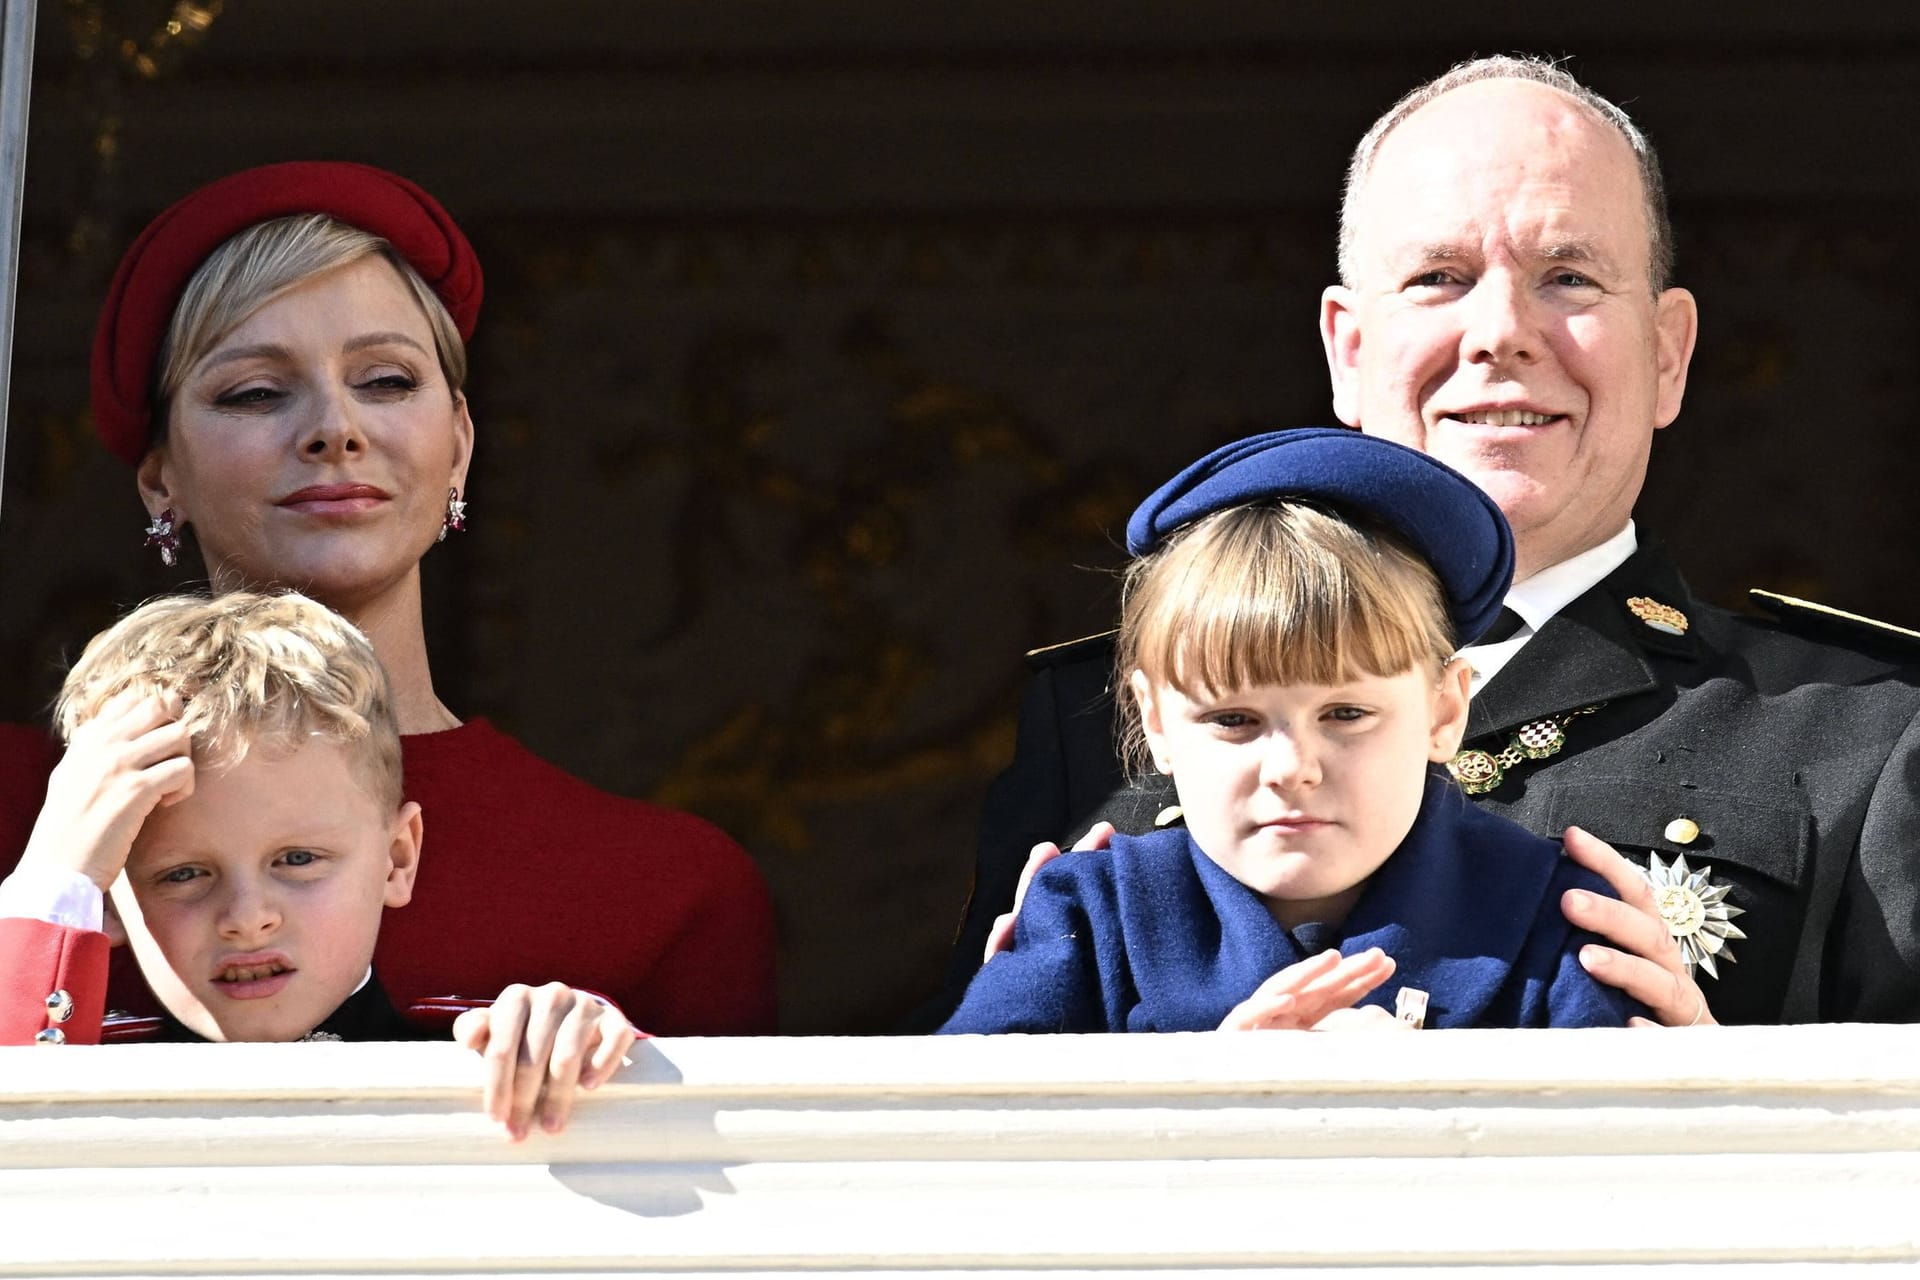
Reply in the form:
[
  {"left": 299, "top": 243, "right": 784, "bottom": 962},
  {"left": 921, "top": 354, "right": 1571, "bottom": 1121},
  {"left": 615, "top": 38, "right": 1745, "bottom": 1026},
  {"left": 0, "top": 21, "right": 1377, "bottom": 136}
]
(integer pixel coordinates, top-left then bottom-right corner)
[{"left": 1126, "top": 427, "right": 1515, "bottom": 645}]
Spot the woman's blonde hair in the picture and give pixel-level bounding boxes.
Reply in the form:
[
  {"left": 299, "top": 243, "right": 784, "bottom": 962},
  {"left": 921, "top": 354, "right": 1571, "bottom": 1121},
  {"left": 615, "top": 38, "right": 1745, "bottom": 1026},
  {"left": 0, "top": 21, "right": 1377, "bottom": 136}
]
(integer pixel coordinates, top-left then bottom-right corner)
[
  {"left": 1116, "top": 501, "right": 1455, "bottom": 775},
  {"left": 151, "top": 212, "right": 467, "bottom": 437},
  {"left": 56, "top": 591, "right": 403, "bottom": 810}
]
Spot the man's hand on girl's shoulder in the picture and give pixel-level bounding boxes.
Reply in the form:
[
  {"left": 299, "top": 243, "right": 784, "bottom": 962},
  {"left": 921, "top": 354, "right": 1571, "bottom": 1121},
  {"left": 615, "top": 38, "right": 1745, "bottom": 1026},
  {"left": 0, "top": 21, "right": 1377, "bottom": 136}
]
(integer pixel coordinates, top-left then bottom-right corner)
[
  {"left": 983, "top": 822, "right": 1116, "bottom": 962},
  {"left": 1560, "top": 826, "right": 1717, "bottom": 1029}
]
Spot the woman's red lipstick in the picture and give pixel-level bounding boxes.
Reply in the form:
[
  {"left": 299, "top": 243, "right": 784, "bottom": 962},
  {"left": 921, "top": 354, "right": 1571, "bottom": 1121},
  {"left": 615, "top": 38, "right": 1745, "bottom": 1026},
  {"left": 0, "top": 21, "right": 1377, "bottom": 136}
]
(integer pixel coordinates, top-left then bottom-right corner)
[{"left": 275, "top": 484, "right": 390, "bottom": 516}]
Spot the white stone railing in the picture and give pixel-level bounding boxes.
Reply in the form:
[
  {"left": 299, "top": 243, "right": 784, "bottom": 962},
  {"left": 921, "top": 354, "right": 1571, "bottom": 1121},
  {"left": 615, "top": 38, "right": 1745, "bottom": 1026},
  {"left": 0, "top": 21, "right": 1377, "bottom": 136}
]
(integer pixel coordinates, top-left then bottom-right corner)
[{"left": 3, "top": 1025, "right": 1918, "bottom": 1274}]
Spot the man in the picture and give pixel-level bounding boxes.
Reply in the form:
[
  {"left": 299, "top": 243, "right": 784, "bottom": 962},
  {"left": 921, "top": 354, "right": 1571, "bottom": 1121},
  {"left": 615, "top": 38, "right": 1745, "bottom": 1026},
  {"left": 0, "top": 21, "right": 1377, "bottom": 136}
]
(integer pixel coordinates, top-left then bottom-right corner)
[{"left": 943, "top": 56, "right": 1920, "bottom": 1028}]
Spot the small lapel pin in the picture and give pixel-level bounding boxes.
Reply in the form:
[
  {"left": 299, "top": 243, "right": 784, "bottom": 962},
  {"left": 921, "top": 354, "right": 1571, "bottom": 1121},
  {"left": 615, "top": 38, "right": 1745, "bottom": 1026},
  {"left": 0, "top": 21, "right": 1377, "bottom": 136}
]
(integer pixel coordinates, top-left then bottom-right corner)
[{"left": 1627, "top": 596, "right": 1689, "bottom": 636}]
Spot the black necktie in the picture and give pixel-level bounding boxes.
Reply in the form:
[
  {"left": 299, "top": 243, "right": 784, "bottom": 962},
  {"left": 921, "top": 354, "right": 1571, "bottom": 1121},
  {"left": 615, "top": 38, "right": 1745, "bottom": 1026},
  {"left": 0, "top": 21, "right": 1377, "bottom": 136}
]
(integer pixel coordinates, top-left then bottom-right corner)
[{"left": 1474, "top": 607, "right": 1527, "bottom": 645}]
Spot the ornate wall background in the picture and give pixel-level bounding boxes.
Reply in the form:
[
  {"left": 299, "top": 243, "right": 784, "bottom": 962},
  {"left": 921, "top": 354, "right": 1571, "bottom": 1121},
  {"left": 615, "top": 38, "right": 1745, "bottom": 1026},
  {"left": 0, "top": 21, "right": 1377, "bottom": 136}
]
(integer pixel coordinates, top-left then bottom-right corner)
[{"left": 3, "top": 2, "right": 1917, "bottom": 1030}]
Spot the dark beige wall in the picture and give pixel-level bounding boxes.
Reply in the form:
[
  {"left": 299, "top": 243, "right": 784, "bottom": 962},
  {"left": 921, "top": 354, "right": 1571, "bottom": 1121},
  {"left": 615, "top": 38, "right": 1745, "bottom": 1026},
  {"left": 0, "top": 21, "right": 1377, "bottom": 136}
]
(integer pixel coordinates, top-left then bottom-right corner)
[{"left": 5, "top": 1, "right": 1918, "bottom": 1030}]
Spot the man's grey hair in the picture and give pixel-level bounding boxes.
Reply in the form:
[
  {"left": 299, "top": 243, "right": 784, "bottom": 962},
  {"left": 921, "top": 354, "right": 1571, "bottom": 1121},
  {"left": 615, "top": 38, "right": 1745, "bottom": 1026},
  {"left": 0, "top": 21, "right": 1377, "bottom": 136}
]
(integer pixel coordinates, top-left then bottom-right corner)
[{"left": 1336, "top": 55, "right": 1675, "bottom": 293}]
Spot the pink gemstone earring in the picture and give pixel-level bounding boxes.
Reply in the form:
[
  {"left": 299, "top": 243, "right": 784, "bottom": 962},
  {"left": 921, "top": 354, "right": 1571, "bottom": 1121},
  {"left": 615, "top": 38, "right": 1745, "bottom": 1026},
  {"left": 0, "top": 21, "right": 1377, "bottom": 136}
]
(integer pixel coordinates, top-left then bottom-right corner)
[
  {"left": 438, "top": 488, "right": 468, "bottom": 542},
  {"left": 143, "top": 509, "right": 180, "bottom": 568}
]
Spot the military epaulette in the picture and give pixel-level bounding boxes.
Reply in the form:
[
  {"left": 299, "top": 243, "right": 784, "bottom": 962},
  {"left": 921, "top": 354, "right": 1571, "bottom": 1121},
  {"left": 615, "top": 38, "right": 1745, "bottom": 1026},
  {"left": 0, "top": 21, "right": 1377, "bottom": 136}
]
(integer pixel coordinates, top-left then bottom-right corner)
[
  {"left": 1748, "top": 589, "right": 1920, "bottom": 663},
  {"left": 1023, "top": 629, "right": 1118, "bottom": 672}
]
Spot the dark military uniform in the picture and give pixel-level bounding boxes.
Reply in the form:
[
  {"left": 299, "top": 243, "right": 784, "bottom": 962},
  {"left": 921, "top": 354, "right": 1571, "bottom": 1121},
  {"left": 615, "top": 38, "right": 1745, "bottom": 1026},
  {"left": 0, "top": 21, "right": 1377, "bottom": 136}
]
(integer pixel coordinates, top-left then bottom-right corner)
[{"left": 941, "top": 542, "right": 1920, "bottom": 1026}]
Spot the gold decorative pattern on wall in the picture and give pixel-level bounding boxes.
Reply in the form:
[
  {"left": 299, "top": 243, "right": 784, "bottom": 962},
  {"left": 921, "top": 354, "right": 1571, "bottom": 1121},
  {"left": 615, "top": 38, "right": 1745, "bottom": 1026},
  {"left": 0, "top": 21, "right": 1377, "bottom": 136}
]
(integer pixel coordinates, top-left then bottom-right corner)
[
  {"left": 469, "top": 224, "right": 1296, "bottom": 848},
  {"left": 54, "top": 0, "right": 224, "bottom": 263}
]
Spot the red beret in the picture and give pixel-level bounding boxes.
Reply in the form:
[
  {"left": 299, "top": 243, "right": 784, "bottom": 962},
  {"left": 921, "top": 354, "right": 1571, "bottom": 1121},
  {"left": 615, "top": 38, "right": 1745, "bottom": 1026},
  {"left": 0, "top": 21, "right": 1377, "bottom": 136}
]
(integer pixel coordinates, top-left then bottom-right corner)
[{"left": 89, "top": 161, "right": 484, "bottom": 465}]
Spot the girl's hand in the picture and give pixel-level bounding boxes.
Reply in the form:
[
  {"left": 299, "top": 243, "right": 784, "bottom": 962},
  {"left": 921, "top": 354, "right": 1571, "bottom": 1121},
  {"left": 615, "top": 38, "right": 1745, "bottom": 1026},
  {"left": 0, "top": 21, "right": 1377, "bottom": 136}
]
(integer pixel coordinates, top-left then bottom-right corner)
[
  {"left": 453, "top": 982, "right": 637, "bottom": 1141},
  {"left": 1217, "top": 947, "right": 1396, "bottom": 1031},
  {"left": 20, "top": 689, "right": 194, "bottom": 892},
  {"left": 1309, "top": 1004, "right": 1414, "bottom": 1032}
]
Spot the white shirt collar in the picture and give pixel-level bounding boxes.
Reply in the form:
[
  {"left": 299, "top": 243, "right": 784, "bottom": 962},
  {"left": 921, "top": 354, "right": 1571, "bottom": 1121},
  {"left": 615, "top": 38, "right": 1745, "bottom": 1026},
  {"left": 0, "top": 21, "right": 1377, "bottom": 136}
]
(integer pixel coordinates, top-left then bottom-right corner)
[
  {"left": 1504, "top": 520, "right": 1640, "bottom": 633},
  {"left": 1460, "top": 521, "right": 1638, "bottom": 695}
]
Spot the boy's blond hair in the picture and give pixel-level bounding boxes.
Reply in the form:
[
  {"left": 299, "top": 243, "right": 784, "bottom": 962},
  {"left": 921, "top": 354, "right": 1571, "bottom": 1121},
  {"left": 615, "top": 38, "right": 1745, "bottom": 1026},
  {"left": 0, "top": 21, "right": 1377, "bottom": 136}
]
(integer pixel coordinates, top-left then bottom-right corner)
[
  {"left": 1117, "top": 501, "right": 1454, "bottom": 775},
  {"left": 56, "top": 592, "right": 403, "bottom": 810}
]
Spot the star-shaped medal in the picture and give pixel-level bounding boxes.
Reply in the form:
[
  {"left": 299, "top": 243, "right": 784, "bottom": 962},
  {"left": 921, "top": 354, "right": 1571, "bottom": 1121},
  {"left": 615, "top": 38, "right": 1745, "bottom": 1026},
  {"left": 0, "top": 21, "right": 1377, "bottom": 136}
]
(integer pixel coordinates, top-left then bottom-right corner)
[{"left": 1643, "top": 851, "right": 1747, "bottom": 980}]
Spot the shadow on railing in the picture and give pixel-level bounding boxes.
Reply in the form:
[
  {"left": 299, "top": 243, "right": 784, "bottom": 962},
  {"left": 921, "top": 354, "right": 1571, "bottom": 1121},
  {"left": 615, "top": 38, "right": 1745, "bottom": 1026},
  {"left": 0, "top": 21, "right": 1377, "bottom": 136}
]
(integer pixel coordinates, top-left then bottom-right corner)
[{"left": 4, "top": 1025, "right": 1918, "bottom": 1274}]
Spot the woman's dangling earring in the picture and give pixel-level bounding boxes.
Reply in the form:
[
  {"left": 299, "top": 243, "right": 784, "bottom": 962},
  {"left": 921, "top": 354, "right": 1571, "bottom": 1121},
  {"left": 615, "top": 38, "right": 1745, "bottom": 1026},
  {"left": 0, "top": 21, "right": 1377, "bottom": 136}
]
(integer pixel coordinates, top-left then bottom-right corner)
[
  {"left": 143, "top": 509, "right": 180, "bottom": 567},
  {"left": 438, "top": 488, "right": 468, "bottom": 542}
]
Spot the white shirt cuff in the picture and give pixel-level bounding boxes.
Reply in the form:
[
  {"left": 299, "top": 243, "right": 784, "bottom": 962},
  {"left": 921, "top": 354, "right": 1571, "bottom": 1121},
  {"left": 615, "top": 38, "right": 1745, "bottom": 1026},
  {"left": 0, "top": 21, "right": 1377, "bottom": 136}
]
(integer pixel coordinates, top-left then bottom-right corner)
[{"left": 0, "top": 866, "right": 105, "bottom": 932}]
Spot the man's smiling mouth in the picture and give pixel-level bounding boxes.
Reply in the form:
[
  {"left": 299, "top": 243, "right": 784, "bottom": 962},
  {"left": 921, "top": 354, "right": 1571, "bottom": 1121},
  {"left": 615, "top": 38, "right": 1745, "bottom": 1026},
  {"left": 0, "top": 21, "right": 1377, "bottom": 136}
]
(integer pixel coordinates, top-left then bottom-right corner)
[{"left": 1447, "top": 409, "right": 1562, "bottom": 427}]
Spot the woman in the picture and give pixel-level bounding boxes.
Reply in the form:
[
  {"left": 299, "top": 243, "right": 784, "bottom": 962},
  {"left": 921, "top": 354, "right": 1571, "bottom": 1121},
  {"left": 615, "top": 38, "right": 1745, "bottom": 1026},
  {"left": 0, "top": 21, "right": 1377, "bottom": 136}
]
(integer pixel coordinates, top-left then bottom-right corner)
[{"left": 0, "top": 162, "right": 776, "bottom": 1035}]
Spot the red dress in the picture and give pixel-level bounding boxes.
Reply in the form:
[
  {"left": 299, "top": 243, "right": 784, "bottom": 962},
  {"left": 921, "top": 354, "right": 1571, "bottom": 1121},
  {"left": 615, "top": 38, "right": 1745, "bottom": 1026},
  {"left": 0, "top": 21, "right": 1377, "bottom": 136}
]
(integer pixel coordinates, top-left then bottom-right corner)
[{"left": 0, "top": 718, "right": 776, "bottom": 1037}]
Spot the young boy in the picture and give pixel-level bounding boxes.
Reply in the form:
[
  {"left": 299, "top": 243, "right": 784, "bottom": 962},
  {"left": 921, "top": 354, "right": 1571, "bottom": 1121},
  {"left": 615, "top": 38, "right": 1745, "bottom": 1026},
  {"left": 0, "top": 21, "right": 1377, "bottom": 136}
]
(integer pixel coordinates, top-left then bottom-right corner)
[
  {"left": 942, "top": 428, "right": 1647, "bottom": 1034},
  {"left": 0, "top": 592, "right": 633, "bottom": 1136}
]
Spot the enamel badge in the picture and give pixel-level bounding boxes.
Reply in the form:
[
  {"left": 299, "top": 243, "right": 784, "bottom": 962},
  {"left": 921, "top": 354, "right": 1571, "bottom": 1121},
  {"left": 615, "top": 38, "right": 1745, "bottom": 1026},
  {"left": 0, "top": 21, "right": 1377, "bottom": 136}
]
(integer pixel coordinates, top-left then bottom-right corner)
[
  {"left": 1627, "top": 596, "right": 1689, "bottom": 636},
  {"left": 1446, "top": 706, "right": 1601, "bottom": 795},
  {"left": 1643, "top": 851, "right": 1746, "bottom": 979}
]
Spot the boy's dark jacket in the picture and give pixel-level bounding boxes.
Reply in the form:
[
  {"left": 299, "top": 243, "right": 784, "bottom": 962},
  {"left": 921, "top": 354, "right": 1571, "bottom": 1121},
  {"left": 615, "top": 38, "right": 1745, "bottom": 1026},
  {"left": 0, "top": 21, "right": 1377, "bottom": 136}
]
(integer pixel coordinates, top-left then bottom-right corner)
[
  {"left": 942, "top": 769, "right": 1646, "bottom": 1033},
  {"left": 0, "top": 917, "right": 438, "bottom": 1044},
  {"left": 140, "top": 974, "right": 435, "bottom": 1043}
]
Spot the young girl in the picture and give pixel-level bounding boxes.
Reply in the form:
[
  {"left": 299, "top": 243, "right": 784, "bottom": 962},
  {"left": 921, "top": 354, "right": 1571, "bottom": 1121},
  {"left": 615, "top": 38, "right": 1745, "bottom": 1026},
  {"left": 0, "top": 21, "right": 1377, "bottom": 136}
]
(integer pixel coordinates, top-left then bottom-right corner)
[{"left": 942, "top": 428, "right": 1645, "bottom": 1033}]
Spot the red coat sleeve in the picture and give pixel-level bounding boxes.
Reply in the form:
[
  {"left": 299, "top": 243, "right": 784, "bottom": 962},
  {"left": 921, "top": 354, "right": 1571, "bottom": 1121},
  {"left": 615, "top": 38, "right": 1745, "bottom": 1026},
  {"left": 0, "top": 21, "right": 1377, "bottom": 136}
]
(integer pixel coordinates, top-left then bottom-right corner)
[{"left": 0, "top": 918, "right": 109, "bottom": 1045}]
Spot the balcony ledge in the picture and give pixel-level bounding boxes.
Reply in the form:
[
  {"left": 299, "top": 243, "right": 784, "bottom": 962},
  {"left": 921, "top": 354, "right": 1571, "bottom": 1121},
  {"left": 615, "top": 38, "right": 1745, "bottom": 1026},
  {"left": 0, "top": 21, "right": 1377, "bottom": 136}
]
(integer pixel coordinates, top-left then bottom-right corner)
[{"left": 4, "top": 1023, "right": 1918, "bottom": 1274}]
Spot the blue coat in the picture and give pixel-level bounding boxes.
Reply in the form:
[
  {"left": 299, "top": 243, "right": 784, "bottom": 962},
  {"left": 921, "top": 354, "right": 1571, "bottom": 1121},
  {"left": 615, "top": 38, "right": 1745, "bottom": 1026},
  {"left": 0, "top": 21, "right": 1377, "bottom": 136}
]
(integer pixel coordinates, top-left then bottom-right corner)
[{"left": 942, "top": 770, "right": 1647, "bottom": 1033}]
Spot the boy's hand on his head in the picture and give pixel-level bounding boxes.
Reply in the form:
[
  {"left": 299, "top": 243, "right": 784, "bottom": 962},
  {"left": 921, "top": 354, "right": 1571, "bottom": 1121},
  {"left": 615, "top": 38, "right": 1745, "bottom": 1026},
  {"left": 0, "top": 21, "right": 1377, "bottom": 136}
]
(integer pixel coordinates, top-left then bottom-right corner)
[
  {"left": 1218, "top": 947, "right": 1396, "bottom": 1031},
  {"left": 1559, "top": 826, "right": 1717, "bottom": 1028},
  {"left": 984, "top": 822, "right": 1116, "bottom": 962},
  {"left": 454, "top": 982, "right": 637, "bottom": 1142},
  {"left": 21, "top": 689, "right": 194, "bottom": 892}
]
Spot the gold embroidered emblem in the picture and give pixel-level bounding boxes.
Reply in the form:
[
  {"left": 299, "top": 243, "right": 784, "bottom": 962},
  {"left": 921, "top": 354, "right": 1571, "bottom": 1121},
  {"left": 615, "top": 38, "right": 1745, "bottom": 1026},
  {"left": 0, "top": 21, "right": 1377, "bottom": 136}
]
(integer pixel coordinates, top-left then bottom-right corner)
[
  {"left": 1447, "top": 706, "right": 1601, "bottom": 796},
  {"left": 1627, "top": 596, "right": 1689, "bottom": 636},
  {"left": 1449, "top": 750, "right": 1501, "bottom": 792},
  {"left": 1644, "top": 852, "right": 1746, "bottom": 980}
]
